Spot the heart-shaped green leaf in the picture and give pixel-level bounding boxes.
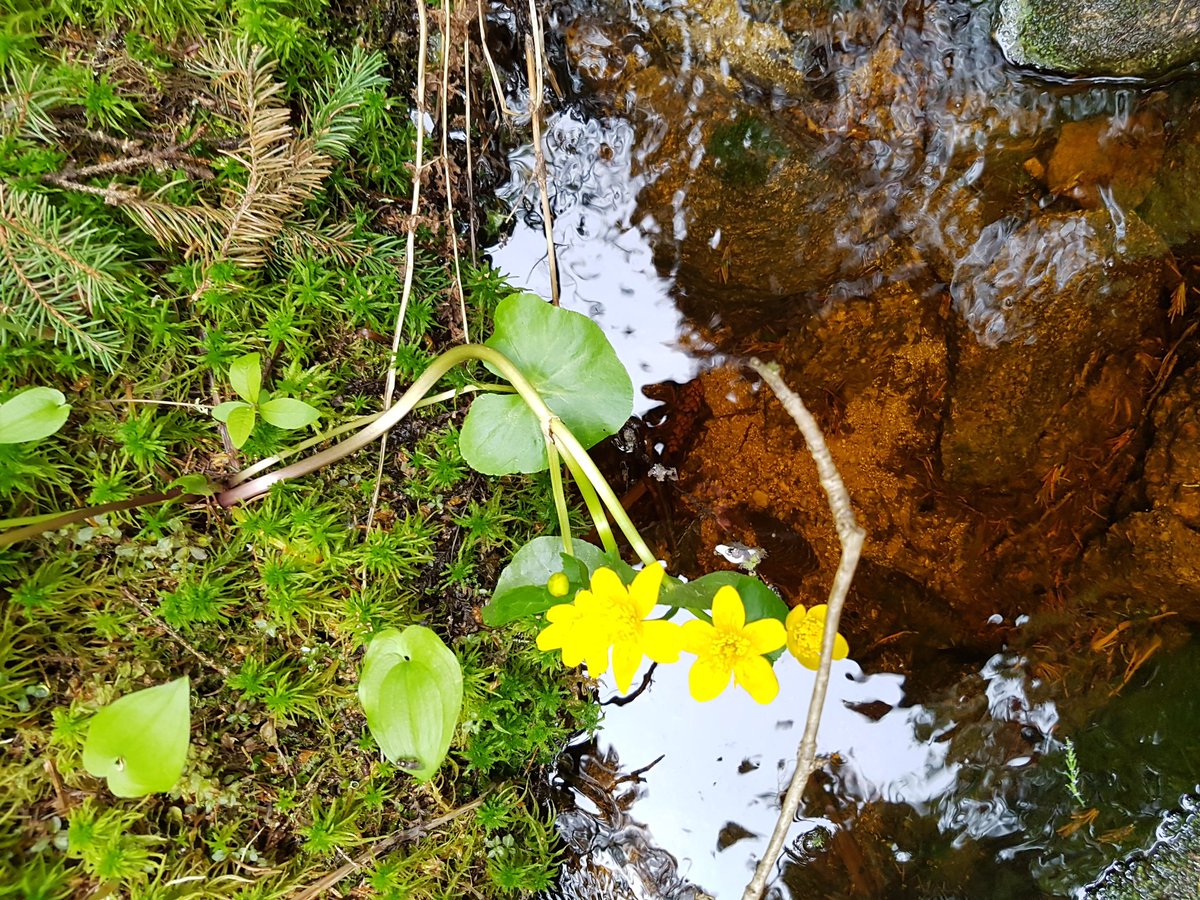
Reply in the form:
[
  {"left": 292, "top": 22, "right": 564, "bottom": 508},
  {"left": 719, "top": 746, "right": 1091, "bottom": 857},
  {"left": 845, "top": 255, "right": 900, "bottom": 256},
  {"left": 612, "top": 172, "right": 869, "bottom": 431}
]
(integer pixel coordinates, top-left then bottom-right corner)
[
  {"left": 483, "top": 536, "right": 607, "bottom": 625},
  {"left": 460, "top": 293, "right": 633, "bottom": 474},
  {"left": 259, "top": 397, "right": 320, "bottom": 430},
  {"left": 358, "top": 627, "right": 462, "bottom": 781},
  {"left": 228, "top": 353, "right": 262, "bottom": 404},
  {"left": 225, "top": 404, "right": 256, "bottom": 448},
  {"left": 0, "top": 387, "right": 71, "bottom": 444},
  {"left": 82, "top": 677, "right": 190, "bottom": 797}
]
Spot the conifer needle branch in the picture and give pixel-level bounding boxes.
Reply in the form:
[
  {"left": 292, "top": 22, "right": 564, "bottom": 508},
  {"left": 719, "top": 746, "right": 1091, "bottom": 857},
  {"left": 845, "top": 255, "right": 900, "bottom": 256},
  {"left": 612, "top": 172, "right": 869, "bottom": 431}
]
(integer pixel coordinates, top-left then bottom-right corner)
[
  {"left": 742, "top": 359, "right": 865, "bottom": 900},
  {"left": 366, "top": 0, "right": 430, "bottom": 535},
  {"left": 524, "top": 0, "right": 560, "bottom": 306}
]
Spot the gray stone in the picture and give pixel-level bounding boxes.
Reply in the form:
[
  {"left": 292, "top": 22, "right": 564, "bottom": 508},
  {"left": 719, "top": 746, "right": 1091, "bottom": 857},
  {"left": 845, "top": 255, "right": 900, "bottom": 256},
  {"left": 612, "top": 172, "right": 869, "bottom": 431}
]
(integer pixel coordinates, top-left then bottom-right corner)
[{"left": 995, "top": 0, "right": 1200, "bottom": 78}]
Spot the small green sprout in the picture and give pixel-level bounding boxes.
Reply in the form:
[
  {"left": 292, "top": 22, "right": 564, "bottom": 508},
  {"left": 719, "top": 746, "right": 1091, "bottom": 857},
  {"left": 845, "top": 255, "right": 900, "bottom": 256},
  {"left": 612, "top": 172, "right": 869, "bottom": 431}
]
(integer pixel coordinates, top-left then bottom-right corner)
[
  {"left": 1063, "top": 736, "right": 1087, "bottom": 807},
  {"left": 212, "top": 353, "right": 320, "bottom": 449}
]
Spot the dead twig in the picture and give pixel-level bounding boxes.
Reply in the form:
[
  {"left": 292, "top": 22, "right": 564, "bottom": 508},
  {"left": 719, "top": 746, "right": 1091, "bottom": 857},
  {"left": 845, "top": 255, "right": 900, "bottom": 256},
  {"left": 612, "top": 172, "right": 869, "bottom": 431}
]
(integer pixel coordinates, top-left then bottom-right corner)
[
  {"left": 121, "top": 588, "right": 231, "bottom": 677},
  {"left": 442, "top": 0, "right": 469, "bottom": 340},
  {"left": 366, "top": 0, "right": 430, "bottom": 535},
  {"left": 742, "top": 359, "right": 864, "bottom": 900},
  {"left": 524, "top": 0, "right": 560, "bottom": 305},
  {"left": 290, "top": 798, "right": 484, "bottom": 900}
]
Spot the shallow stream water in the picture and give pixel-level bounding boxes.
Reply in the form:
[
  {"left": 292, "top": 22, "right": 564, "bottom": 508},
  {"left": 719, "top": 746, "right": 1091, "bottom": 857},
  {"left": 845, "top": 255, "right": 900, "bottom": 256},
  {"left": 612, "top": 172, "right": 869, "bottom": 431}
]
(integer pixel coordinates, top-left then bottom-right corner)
[{"left": 486, "top": 0, "right": 1200, "bottom": 895}]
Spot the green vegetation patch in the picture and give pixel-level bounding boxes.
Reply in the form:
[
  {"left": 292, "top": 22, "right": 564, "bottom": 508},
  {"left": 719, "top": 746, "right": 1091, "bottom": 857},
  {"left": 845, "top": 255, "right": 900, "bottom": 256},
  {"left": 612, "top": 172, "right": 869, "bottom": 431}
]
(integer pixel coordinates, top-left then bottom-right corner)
[{"left": 0, "top": 3, "right": 596, "bottom": 897}]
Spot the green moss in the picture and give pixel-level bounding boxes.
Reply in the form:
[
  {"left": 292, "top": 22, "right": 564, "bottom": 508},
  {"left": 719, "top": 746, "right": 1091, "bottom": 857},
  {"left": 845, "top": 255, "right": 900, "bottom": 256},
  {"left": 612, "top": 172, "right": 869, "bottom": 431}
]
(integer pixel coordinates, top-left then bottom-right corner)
[{"left": 0, "top": 4, "right": 596, "bottom": 896}]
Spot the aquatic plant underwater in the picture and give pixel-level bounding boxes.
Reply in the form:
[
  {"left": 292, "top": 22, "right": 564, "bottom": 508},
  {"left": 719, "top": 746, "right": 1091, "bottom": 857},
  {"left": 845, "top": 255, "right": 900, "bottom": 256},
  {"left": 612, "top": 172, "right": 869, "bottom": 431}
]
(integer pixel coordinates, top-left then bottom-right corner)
[{"left": 3, "top": 286, "right": 856, "bottom": 896}]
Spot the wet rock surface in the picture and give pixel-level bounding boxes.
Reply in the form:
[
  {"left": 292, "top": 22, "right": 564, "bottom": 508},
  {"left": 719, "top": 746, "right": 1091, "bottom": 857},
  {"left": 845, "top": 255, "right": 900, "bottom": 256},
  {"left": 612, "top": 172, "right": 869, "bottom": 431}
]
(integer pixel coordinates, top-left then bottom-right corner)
[
  {"left": 994, "top": 0, "right": 1200, "bottom": 78},
  {"left": 944, "top": 208, "right": 1167, "bottom": 489},
  {"left": 1082, "top": 364, "right": 1200, "bottom": 621},
  {"left": 503, "top": 1, "right": 1200, "bottom": 896}
]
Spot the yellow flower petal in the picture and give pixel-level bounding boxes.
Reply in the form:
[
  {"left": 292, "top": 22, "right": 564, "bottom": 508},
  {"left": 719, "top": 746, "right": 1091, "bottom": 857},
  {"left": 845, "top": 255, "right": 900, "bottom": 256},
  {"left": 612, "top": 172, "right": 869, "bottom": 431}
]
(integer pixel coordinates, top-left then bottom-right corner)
[
  {"left": 642, "top": 619, "right": 684, "bottom": 663},
  {"left": 833, "top": 632, "right": 849, "bottom": 661},
  {"left": 688, "top": 657, "right": 731, "bottom": 702},
  {"left": 711, "top": 586, "right": 745, "bottom": 632},
  {"left": 536, "top": 621, "right": 571, "bottom": 652},
  {"left": 734, "top": 655, "right": 780, "bottom": 704},
  {"left": 743, "top": 617, "right": 786, "bottom": 655},
  {"left": 590, "top": 566, "right": 626, "bottom": 599},
  {"left": 793, "top": 646, "right": 822, "bottom": 670},
  {"left": 545, "top": 602, "right": 581, "bottom": 624},
  {"left": 612, "top": 641, "right": 642, "bottom": 693},
  {"left": 681, "top": 619, "right": 715, "bottom": 654},
  {"left": 630, "top": 563, "right": 665, "bottom": 618}
]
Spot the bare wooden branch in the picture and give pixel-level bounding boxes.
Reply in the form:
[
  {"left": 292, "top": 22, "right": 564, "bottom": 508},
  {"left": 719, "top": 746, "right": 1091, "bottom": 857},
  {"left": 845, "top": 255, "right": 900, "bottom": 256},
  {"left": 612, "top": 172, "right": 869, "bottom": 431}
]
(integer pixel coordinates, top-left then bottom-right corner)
[
  {"left": 290, "top": 798, "right": 484, "bottom": 900},
  {"left": 524, "top": 0, "right": 560, "bottom": 306},
  {"left": 742, "top": 359, "right": 865, "bottom": 900},
  {"left": 365, "top": 0, "right": 431, "bottom": 534}
]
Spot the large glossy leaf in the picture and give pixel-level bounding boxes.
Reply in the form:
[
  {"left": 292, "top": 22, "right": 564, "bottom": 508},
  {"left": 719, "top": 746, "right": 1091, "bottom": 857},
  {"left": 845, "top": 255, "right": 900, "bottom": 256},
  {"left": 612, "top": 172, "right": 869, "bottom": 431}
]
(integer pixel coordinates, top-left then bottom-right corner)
[
  {"left": 0, "top": 387, "right": 71, "bottom": 444},
  {"left": 82, "top": 677, "right": 190, "bottom": 797},
  {"left": 460, "top": 293, "right": 633, "bottom": 474},
  {"left": 358, "top": 627, "right": 462, "bottom": 781},
  {"left": 483, "top": 536, "right": 607, "bottom": 626},
  {"left": 228, "top": 353, "right": 262, "bottom": 404}
]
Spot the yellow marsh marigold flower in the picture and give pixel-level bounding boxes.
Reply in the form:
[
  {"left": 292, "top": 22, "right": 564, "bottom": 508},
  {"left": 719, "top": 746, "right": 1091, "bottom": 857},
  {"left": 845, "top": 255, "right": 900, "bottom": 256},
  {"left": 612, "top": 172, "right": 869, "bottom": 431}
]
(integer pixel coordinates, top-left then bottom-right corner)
[
  {"left": 785, "top": 604, "right": 849, "bottom": 670},
  {"left": 536, "top": 564, "right": 684, "bottom": 693},
  {"left": 681, "top": 586, "right": 786, "bottom": 704}
]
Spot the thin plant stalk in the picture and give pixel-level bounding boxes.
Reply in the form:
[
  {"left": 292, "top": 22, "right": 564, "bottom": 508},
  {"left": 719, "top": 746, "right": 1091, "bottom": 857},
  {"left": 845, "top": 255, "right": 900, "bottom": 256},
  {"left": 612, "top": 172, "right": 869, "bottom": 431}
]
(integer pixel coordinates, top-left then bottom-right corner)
[
  {"left": 368, "top": 0, "right": 430, "bottom": 532},
  {"left": 741, "top": 359, "right": 865, "bottom": 900},
  {"left": 550, "top": 421, "right": 655, "bottom": 566},
  {"left": 559, "top": 444, "right": 618, "bottom": 556},
  {"left": 524, "top": 2, "right": 560, "bottom": 306},
  {"left": 545, "top": 436, "right": 574, "bottom": 557}
]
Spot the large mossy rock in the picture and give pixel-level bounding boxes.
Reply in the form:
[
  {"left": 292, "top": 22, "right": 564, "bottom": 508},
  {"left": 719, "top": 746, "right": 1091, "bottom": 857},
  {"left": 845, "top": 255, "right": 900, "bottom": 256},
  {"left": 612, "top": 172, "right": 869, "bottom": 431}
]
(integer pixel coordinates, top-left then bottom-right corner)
[{"left": 995, "top": 0, "right": 1200, "bottom": 77}]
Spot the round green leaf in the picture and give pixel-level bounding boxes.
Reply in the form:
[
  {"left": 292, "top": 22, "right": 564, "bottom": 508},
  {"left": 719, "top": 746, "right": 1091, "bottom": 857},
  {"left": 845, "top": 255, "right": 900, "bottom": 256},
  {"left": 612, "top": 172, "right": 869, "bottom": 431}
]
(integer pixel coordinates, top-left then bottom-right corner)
[
  {"left": 82, "top": 677, "right": 190, "bottom": 797},
  {"left": 358, "top": 626, "right": 462, "bottom": 781},
  {"left": 0, "top": 387, "right": 71, "bottom": 444},
  {"left": 259, "top": 397, "right": 320, "bottom": 430},
  {"left": 460, "top": 293, "right": 633, "bottom": 474},
  {"left": 228, "top": 353, "right": 261, "bottom": 404},
  {"left": 225, "top": 404, "right": 256, "bottom": 448},
  {"left": 484, "top": 536, "right": 607, "bottom": 626}
]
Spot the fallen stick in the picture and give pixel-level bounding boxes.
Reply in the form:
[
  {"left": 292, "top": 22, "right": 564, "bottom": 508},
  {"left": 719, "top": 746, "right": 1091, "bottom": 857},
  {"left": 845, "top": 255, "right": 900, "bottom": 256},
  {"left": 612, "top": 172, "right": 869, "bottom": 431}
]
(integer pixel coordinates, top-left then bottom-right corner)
[{"left": 742, "top": 359, "right": 865, "bottom": 900}]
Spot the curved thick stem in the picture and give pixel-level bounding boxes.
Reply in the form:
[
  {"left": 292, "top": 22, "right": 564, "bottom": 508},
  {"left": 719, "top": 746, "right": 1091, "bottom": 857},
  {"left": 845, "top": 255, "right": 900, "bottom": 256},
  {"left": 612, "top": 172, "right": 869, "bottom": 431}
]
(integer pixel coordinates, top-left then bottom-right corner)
[
  {"left": 558, "top": 441, "right": 618, "bottom": 555},
  {"left": 545, "top": 434, "right": 573, "bottom": 557},
  {"left": 550, "top": 421, "right": 656, "bottom": 567}
]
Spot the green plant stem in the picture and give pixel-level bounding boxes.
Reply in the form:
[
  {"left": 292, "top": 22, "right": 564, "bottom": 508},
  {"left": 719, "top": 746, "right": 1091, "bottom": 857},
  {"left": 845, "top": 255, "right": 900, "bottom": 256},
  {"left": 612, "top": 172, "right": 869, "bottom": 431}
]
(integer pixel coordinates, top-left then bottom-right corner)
[
  {"left": 544, "top": 436, "right": 573, "bottom": 557},
  {"left": 549, "top": 422, "right": 655, "bottom": 567},
  {"left": 558, "top": 445, "right": 618, "bottom": 556},
  {"left": 0, "top": 489, "right": 190, "bottom": 548},
  {"left": 218, "top": 346, "right": 516, "bottom": 506},
  {"left": 226, "top": 384, "right": 512, "bottom": 487}
]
